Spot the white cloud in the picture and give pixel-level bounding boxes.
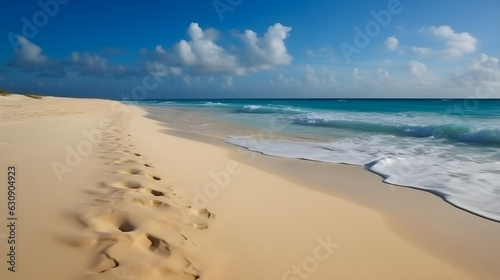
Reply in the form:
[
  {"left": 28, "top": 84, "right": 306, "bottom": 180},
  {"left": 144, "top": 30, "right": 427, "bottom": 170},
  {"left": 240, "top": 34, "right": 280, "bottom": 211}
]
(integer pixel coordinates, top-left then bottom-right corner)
[
  {"left": 405, "top": 60, "right": 428, "bottom": 77},
  {"left": 10, "top": 36, "right": 48, "bottom": 67},
  {"left": 7, "top": 36, "right": 132, "bottom": 78},
  {"left": 377, "top": 67, "right": 390, "bottom": 78},
  {"left": 175, "top": 40, "right": 197, "bottom": 66},
  {"left": 270, "top": 65, "right": 337, "bottom": 91},
  {"left": 7, "top": 23, "right": 293, "bottom": 82},
  {"left": 153, "top": 45, "right": 171, "bottom": 62},
  {"left": 412, "top": 25, "right": 478, "bottom": 58},
  {"left": 154, "top": 45, "right": 167, "bottom": 56},
  {"left": 271, "top": 73, "right": 302, "bottom": 89},
  {"left": 450, "top": 54, "right": 500, "bottom": 87},
  {"left": 145, "top": 61, "right": 169, "bottom": 77},
  {"left": 155, "top": 45, "right": 167, "bottom": 54},
  {"left": 385, "top": 36, "right": 399, "bottom": 51},
  {"left": 469, "top": 54, "right": 500, "bottom": 79},
  {"left": 69, "top": 51, "right": 131, "bottom": 78},
  {"left": 304, "top": 65, "right": 320, "bottom": 85},
  {"left": 303, "top": 65, "right": 337, "bottom": 87},
  {"left": 151, "top": 22, "right": 293, "bottom": 76},
  {"left": 70, "top": 52, "right": 108, "bottom": 72},
  {"left": 239, "top": 23, "right": 292, "bottom": 71},
  {"left": 173, "top": 23, "right": 243, "bottom": 76},
  {"left": 8, "top": 36, "right": 66, "bottom": 77},
  {"left": 403, "top": 60, "right": 441, "bottom": 87},
  {"left": 69, "top": 51, "right": 139, "bottom": 78}
]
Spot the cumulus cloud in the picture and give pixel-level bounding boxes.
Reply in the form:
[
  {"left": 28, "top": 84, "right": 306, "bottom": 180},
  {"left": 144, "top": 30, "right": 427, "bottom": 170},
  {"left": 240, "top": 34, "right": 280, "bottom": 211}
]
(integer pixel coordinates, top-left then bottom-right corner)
[
  {"left": 405, "top": 60, "right": 428, "bottom": 76},
  {"left": 166, "top": 23, "right": 292, "bottom": 76},
  {"left": 238, "top": 23, "right": 293, "bottom": 71},
  {"left": 403, "top": 60, "right": 441, "bottom": 87},
  {"left": 147, "top": 22, "right": 293, "bottom": 76},
  {"left": 412, "top": 25, "right": 478, "bottom": 58},
  {"left": 68, "top": 51, "right": 140, "bottom": 78},
  {"left": 145, "top": 61, "right": 170, "bottom": 77},
  {"left": 9, "top": 36, "right": 48, "bottom": 68},
  {"left": 350, "top": 66, "right": 394, "bottom": 90},
  {"left": 270, "top": 65, "right": 337, "bottom": 91},
  {"left": 173, "top": 23, "right": 243, "bottom": 75},
  {"left": 261, "top": 54, "right": 499, "bottom": 98},
  {"left": 271, "top": 73, "right": 302, "bottom": 89},
  {"left": 6, "top": 36, "right": 134, "bottom": 78},
  {"left": 385, "top": 36, "right": 399, "bottom": 51},
  {"left": 155, "top": 45, "right": 167, "bottom": 55},
  {"left": 70, "top": 51, "right": 110, "bottom": 75},
  {"left": 302, "top": 65, "right": 337, "bottom": 86},
  {"left": 451, "top": 54, "right": 500, "bottom": 87},
  {"left": 144, "top": 62, "right": 183, "bottom": 77},
  {"left": 7, "top": 23, "right": 292, "bottom": 85},
  {"left": 163, "top": 22, "right": 292, "bottom": 76},
  {"left": 469, "top": 54, "right": 500, "bottom": 80},
  {"left": 8, "top": 36, "right": 65, "bottom": 77}
]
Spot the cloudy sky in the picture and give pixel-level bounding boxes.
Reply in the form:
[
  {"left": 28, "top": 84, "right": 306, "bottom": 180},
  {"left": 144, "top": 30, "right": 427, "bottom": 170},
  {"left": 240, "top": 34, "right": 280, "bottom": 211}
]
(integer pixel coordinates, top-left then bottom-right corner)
[{"left": 1, "top": 0, "right": 499, "bottom": 99}]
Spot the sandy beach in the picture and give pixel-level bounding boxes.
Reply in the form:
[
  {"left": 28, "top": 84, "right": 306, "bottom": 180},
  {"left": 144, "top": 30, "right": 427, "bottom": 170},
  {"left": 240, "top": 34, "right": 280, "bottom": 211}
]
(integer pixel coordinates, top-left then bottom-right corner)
[{"left": 1, "top": 94, "right": 499, "bottom": 280}]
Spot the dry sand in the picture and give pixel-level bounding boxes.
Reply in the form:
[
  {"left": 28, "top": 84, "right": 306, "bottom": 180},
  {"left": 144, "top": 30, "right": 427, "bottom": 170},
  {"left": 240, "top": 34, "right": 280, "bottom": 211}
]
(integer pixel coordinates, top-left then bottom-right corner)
[
  {"left": 0, "top": 94, "right": 499, "bottom": 280},
  {"left": 0, "top": 95, "right": 213, "bottom": 280}
]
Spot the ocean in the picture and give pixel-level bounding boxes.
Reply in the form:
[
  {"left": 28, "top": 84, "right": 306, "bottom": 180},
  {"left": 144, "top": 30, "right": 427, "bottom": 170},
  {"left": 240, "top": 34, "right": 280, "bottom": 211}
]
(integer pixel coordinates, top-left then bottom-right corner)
[{"left": 133, "top": 99, "right": 500, "bottom": 222}]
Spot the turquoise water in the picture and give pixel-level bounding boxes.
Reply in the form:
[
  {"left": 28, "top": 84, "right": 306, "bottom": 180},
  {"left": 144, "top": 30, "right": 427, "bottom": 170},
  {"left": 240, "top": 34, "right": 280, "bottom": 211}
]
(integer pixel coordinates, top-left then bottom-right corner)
[{"left": 136, "top": 99, "right": 500, "bottom": 222}]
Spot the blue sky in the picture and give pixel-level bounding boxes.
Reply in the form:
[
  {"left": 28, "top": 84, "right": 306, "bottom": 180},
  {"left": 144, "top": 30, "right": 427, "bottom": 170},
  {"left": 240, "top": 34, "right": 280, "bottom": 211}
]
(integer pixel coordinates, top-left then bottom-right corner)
[{"left": 1, "top": 0, "right": 499, "bottom": 99}]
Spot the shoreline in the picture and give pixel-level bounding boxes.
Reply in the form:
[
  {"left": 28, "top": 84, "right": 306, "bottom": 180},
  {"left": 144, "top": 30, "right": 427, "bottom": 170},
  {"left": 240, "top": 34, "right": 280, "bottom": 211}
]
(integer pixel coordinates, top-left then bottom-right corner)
[
  {"left": 144, "top": 104, "right": 500, "bottom": 223},
  {"left": 366, "top": 165, "right": 500, "bottom": 223},
  {"left": 139, "top": 105, "right": 500, "bottom": 279},
  {"left": 143, "top": 98, "right": 500, "bottom": 224},
  {"left": 1, "top": 95, "right": 499, "bottom": 279},
  {"left": 142, "top": 104, "right": 500, "bottom": 279}
]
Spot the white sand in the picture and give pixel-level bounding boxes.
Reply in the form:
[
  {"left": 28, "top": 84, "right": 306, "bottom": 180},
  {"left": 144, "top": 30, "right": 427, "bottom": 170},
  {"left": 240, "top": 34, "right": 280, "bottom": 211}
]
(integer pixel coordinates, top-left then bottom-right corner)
[{"left": 1, "top": 94, "right": 498, "bottom": 280}]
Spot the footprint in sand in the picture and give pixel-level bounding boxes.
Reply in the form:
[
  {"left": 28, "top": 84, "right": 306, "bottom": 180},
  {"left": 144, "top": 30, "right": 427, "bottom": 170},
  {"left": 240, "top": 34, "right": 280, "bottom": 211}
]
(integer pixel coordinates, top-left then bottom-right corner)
[
  {"left": 118, "top": 219, "right": 135, "bottom": 232},
  {"left": 148, "top": 174, "right": 161, "bottom": 181},
  {"left": 60, "top": 122, "right": 214, "bottom": 279},
  {"left": 111, "top": 158, "right": 140, "bottom": 165},
  {"left": 132, "top": 197, "right": 167, "bottom": 208},
  {"left": 89, "top": 246, "right": 120, "bottom": 274},
  {"left": 146, "top": 234, "right": 171, "bottom": 257},
  {"left": 121, "top": 168, "right": 144, "bottom": 175},
  {"left": 196, "top": 208, "right": 215, "bottom": 219},
  {"left": 112, "top": 180, "right": 142, "bottom": 189},
  {"left": 120, "top": 168, "right": 161, "bottom": 181},
  {"left": 150, "top": 189, "right": 164, "bottom": 196},
  {"left": 193, "top": 223, "right": 209, "bottom": 230}
]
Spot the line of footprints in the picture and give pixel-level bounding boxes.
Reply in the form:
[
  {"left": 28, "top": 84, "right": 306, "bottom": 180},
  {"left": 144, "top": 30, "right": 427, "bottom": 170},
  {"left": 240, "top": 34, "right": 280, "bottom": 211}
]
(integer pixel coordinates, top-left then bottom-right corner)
[{"left": 61, "top": 116, "right": 214, "bottom": 280}]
